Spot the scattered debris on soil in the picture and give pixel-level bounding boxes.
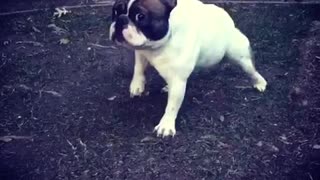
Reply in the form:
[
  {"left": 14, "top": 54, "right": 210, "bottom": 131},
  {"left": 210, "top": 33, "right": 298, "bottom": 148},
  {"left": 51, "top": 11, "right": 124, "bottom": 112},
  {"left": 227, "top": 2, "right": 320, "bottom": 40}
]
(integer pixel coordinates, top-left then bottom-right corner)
[{"left": 0, "top": 1, "right": 320, "bottom": 180}]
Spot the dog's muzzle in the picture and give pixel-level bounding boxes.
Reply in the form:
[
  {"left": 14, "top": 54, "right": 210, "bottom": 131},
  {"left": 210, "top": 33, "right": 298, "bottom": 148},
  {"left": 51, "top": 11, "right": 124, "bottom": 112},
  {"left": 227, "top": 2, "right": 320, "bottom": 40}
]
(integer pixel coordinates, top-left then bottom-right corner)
[{"left": 113, "top": 15, "right": 129, "bottom": 42}]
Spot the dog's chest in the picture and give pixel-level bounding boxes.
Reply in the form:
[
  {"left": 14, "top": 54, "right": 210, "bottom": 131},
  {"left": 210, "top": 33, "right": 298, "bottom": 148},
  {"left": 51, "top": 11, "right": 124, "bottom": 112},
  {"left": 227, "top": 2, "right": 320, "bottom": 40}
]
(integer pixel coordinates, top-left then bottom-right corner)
[
  {"left": 140, "top": 50, "right": 191, "bottom": 80},
  {"left": 143, "top": 51, "right": 172, "bottom": 79}
]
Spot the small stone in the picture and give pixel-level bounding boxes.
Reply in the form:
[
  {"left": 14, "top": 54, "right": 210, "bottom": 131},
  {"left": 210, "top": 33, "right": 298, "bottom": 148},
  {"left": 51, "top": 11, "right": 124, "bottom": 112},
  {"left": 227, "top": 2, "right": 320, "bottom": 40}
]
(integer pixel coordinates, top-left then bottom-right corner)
[
  {"left": 312, "top": 144, "right": 320, "bottom": 149},
  {"left": 141, "top": 136, "right": 156, "bottom": 143},
  {"left": 219, "top": 115, "right": 225, "bottom": 122},
  {"left": 302, "top": 100, "right": 308, "bottom": 106},
  {"left": 59, "top": 38, "right": 70, "bottom": 45},
  {"left": 107, "top": 96, "right": 117, "bottom": 101},
  {"left": 144, "top": 91, "right": 150, "bottom": 96},
  {"left": 280, "top": 135, "right": 287, "bottom": 141},
  {"left": 269, "top": 144, "right": 279, "bottom": 152},
  {"left": 217, "top": 141, "right": 231, "bottom": 148},
  {"left": 200, "top": 134, "right": 217, "bottom": 140},
  {"left": 256, "top": 141, "right": 263, "bottom": 147}
]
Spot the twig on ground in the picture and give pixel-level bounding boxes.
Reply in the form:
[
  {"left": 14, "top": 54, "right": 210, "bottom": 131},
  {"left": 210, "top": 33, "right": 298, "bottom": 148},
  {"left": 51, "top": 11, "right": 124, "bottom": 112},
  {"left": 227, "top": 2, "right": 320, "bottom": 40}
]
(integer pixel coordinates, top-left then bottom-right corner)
[
  {"left": 41, "top": 90, "right": 63, "bottom": 97},
  {"left": 47, "top": 24, "right": 68, "bottom": 35},
  {"left": 0, "top": 135, "right": 33, "bottom": 142},
  {"left": 3, "top": 84, "right": 63, "bottom": 97},
  {"left": 234, "top": 85, "right": 252, "bottom": 89},
  {"left": 16, "top": 41, "right": 44, "bottom": 47},
  {"left": 87, "top": 43, "right": 117, "bottom": 49}
]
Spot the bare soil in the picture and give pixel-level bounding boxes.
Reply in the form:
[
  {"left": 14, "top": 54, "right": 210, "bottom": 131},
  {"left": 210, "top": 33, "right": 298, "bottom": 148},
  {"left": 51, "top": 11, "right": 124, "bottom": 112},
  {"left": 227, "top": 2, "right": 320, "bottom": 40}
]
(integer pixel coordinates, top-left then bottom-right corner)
[{"left": 0, "top": 1, "right": 320, "bottom": 180}]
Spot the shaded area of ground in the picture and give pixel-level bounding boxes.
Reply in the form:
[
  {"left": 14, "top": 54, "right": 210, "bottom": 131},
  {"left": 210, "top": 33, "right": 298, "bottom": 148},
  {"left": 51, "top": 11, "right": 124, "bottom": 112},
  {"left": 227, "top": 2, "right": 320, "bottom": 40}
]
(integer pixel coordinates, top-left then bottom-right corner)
[{"left": 1, "top": 1, "right": 320, "bottom": 180}]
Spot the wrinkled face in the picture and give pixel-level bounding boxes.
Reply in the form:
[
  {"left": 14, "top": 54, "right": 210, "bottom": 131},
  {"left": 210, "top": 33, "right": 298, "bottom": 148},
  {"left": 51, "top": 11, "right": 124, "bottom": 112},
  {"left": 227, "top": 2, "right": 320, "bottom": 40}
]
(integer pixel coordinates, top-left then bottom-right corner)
[{"left": 109, "top": 0, "right": 176, "bottom": 48}]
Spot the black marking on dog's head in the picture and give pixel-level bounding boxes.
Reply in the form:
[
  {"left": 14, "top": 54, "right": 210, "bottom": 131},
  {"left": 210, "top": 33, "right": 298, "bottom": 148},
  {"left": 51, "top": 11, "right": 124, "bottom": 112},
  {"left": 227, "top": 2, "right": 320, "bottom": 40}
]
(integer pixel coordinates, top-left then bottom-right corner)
[
  {"left": 112, "top": 0, "right": 129, "bottom": 21},
  {"left": 128, "top": 0, "right": 177, "bottom": 41},
  {"left": 160, "top": 0, "right": 177, "bottom": 13},
  {"left": 111, "top": 0, "right": 130, "bottom": 42}
]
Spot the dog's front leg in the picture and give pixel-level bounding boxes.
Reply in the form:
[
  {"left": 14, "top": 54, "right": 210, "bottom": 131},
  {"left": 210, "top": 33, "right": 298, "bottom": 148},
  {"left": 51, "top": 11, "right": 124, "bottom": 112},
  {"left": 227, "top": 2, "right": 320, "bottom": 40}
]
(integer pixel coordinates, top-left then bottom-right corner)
[
  {"left": 154, "top": 77, "right": 187, "bottom": 137},
  {"left": 130, "top": 51, "right": 148, "bottom": 97}
]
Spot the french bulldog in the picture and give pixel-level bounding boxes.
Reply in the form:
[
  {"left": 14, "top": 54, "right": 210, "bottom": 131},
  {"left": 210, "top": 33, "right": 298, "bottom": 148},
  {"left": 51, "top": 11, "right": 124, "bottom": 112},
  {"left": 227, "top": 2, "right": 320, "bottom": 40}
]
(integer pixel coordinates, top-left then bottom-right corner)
[{"left": 109, "top": 0, "right": 267, "bottom": 137}]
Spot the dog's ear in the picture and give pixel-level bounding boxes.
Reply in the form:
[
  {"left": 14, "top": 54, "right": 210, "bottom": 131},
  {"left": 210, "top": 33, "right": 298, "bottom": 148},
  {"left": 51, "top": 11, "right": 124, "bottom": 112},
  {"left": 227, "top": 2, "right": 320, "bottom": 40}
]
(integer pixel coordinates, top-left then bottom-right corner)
[
  {"left": 113, "top": 0, "right": 129, "bottom": 6},
  {"left": 160, "top": 0, "right": 177, "bottom": 12}
]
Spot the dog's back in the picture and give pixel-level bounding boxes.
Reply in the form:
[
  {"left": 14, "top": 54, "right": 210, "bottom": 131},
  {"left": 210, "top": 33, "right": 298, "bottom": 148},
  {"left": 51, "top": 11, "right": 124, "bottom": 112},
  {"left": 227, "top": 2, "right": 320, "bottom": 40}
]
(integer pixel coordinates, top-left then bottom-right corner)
[{"left": 169, "top": 0, "right": 236, "bottom": 67}]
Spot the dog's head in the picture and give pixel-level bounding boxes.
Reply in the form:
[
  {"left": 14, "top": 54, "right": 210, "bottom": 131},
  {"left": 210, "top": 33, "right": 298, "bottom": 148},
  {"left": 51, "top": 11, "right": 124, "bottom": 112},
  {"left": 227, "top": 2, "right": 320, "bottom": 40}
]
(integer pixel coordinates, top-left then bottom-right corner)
[{"left": 109, "top": 0, "right": 177, "bottom": 49}]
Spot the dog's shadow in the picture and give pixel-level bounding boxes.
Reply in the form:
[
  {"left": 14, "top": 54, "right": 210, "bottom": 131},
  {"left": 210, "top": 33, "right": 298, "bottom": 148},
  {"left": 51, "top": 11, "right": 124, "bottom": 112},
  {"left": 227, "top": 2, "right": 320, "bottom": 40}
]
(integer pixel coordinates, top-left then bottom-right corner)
[{"left": 97, "top": 60, "right": 259, "bottom": 138}]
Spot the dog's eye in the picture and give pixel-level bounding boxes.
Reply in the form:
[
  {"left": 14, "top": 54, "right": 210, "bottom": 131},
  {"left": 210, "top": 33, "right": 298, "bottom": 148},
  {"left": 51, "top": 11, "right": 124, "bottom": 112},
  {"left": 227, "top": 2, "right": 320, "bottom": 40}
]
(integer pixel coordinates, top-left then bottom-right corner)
[{"left": 135, "top": 13, "right": 145, "bottom": 22}]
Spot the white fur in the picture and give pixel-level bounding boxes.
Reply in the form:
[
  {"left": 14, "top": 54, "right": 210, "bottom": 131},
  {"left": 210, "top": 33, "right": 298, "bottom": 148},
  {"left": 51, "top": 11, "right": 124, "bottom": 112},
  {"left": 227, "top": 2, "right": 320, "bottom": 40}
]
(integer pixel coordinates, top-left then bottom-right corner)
[
  {"left": 122, "top": 24, "right": 148, "bottom": 47},
  {"left": 110, "top": 0, "right": 267, "bottom": 137},
  {"left": 109, "top": 22, "right": 115, "bottom": 41},
  {"left": 127, "top": 0, "right": 136, "bottom": 12}
]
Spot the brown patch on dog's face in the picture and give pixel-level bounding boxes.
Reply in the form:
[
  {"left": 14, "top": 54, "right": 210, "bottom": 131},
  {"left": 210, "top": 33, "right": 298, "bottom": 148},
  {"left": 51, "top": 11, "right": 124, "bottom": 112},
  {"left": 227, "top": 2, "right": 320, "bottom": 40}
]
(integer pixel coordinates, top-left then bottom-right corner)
[
  {"left": 140, "top": 0, "right": 167, "bottom": 17},
  {"left": 127, "top": 0, "right": 177, "bottom": 41}
]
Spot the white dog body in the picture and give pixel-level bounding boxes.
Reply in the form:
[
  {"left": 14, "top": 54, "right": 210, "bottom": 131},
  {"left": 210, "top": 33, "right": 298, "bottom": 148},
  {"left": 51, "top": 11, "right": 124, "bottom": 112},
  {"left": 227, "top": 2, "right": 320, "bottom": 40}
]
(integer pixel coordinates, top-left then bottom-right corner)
[{"left": 110, "top": 0, "right": 267, "bottom": 137}]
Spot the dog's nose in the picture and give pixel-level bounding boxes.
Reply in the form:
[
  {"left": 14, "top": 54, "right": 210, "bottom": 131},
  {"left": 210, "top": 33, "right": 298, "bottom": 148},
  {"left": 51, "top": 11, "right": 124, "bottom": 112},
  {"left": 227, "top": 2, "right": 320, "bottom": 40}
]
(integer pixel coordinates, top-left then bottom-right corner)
[
  {"left": 115, "top": 15, "right": 129, "bottom": 30},
  {"left": 114, "top": 15, "right": 129, "bottom": 42}
]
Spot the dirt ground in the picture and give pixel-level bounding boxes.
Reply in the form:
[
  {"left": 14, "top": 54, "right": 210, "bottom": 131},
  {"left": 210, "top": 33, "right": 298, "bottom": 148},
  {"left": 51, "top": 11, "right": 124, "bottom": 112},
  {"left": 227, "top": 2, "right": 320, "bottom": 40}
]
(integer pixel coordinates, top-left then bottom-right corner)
[{"left": 0, "top": 0, "right": 320, "bottom": 180}]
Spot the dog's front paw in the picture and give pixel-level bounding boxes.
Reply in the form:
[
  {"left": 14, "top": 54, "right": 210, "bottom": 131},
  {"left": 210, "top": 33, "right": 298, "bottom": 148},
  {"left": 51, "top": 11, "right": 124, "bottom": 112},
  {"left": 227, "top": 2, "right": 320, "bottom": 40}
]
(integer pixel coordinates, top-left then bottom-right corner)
[
  {"left": 154, "top": 117, "right": 176, "bottom": 137},
  {"left": 254, "top": 77, "right": 267, "bottom": 92},
  {"left": 130, "top": 76, "right": 145, "bottom": 97}
]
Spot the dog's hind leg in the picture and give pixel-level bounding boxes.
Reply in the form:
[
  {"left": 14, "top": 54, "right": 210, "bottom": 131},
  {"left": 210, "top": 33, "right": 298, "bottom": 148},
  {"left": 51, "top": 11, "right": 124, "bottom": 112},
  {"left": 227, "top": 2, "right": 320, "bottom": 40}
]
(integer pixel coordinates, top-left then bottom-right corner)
[{"left": 226, "top": 28, "right": 267, "bottom": 92}]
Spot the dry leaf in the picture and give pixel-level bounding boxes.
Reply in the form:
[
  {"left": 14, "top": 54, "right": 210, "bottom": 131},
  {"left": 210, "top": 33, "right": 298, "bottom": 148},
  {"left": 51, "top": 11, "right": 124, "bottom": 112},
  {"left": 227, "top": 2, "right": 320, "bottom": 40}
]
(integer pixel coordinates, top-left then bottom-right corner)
[
  {"left": 107, "top": 96, "right": 117, "bottom": 101},
  {"left": 59, "top": 38, "right": 70, "bottom": 45},
  {"left": 0, "top": 135, "right": 33, "bottom": 142}
]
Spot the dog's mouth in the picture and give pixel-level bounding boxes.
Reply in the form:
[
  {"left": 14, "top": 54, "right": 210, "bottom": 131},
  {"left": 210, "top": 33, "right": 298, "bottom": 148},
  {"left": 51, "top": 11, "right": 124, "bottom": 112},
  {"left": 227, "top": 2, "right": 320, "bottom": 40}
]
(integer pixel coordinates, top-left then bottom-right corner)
[
  {"left": 111, "top": 30, "right": 148, "bottom": 49},
  {"left": 110, "top": 21, "right": 171, "bottom": 50}
]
